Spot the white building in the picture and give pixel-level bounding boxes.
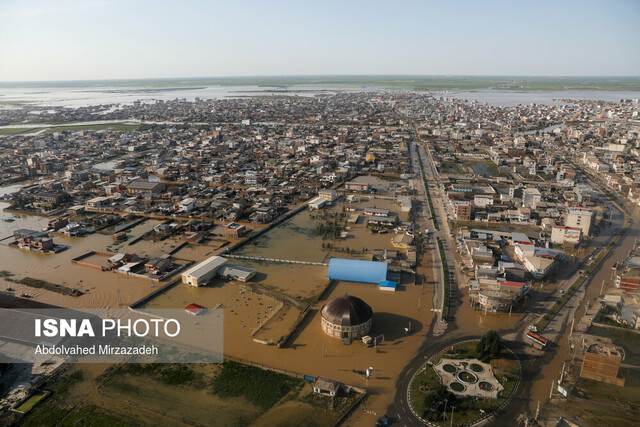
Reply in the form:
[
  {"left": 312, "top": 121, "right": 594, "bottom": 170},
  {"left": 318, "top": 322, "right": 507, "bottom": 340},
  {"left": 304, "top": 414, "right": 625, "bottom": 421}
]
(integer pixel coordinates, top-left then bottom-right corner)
[
  {"left": 318, "top": 189, "right": 337, "bottom": 203},
  {"left": 181, "top": 256, "right": 228, "bottom": 287},
  {"left": 179, "top": 198, "right": 195, "bottom": 213},
  {"left": 550, "top": 226, "right": 582, "bottom": 245},
  {"left": 398, "top": 196, "right": 412, "bottom": 212},
  {"left": 566, "top": 207, "right": 593, "bottom": 236},
  {"left": 474, "top": 195, "right": 494, "bottom": 208},
  {"left": 86, "top": 196, "right": 111, "bottom": 209},
  {"left": 308, "top": 196, "right": 327, "bottom": 210}
]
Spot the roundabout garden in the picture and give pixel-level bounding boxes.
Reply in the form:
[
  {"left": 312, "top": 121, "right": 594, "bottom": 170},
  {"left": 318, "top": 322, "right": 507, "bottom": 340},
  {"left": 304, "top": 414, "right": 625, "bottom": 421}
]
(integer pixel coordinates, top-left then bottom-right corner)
[{"left": 408, "top": 331, "right": 521, "bottom": 426}]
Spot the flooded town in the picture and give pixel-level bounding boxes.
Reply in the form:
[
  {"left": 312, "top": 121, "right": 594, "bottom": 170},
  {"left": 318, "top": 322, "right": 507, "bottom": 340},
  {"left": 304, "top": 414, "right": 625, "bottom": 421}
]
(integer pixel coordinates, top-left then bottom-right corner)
[{"left": 0, "top": 85, "right": 638, "bottom": 426}]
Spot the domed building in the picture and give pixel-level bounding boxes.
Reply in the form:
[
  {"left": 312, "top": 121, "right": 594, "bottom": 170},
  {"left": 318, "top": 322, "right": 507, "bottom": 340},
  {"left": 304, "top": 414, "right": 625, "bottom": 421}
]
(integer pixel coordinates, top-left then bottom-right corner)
[{"left": 321, "top": 294, "right": 373, "bottom": 339}]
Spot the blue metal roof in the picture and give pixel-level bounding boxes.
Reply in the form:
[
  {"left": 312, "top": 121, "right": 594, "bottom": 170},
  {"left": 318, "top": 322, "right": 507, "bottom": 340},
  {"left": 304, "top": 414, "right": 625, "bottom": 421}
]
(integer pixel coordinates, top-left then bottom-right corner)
[
  {"left": 328, "top": 258, "right": 388, "bottom": 284},
  {"left": 379, "top": 280, "right": 397, "bottom": 288}
]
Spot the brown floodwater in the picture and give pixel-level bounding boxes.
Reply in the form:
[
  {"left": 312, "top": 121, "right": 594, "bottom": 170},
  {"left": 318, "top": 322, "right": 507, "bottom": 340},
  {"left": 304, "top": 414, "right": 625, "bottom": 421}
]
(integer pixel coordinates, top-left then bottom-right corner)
[
  {"left": 0, "top": 209, "right": 167, "bottom": 310},
  {"left": 235, "top": 197, "right": 409, "bottom": 264},
  {"left": 0, "top": 188, "right": 434, "bottom": 426}
]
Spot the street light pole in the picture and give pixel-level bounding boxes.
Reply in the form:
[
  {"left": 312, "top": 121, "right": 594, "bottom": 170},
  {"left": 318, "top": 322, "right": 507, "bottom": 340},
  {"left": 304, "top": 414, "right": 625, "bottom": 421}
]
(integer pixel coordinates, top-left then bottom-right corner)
[{"left": 443, "top": 398, "right": 448, "bottom": 421}]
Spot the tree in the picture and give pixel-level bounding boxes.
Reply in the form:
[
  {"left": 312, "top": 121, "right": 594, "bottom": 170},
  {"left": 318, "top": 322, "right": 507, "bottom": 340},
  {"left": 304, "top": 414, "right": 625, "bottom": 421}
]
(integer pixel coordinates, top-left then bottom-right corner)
[
  {"left": 476, "top": 330, "right": 501, "bottom": 361},
  {"left": 475, "top": 335, "right": 487, "bottom": 356},
  {"left": 424, "top": 383, "right": 456, "bottom": 421},
  {"left": 490, "top": 337, "right": 501, "bottom": 359}
]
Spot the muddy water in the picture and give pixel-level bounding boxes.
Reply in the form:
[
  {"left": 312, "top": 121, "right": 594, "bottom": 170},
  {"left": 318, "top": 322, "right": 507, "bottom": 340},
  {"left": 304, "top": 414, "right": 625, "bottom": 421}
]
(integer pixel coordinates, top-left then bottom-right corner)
[
  {"left": 253, "top": 303, "right": 302, "bottom": 342},
  {"left": 236, "top": 196, "right": 409, "bottom": 262},
  {"left": 0, "top": 202, "right": 48, "bottom": 238},
  {"left": 253, "top": 399, "right": 337, "bottom": 426},
  {"left": 236, "top": 209, "right": 327, "bottom": 262},
  {"left": 0, "top": 192, "right": 437, "bottom": 425},
  {"left": 143, "top": 280, "right": 302, "bottom": 344},
  {"left": 225, "top": 259, "right": 328, "bottom": 298},
  {"left": 0, "top": 213, "right": 168, "bottom": 310}
]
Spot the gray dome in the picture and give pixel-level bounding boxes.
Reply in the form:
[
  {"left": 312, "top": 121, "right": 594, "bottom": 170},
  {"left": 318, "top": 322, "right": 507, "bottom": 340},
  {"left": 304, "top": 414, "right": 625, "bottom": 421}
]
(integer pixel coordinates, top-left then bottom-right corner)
[{"left": 321, "top": 294, "right": 372, "bottom": 327}]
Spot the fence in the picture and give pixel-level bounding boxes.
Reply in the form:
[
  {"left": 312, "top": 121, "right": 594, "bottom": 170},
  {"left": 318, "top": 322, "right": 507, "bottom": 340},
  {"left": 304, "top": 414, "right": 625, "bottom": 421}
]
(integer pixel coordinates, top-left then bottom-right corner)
[{"left": 223, "top": 253, "right": 327, "bottom": 266}]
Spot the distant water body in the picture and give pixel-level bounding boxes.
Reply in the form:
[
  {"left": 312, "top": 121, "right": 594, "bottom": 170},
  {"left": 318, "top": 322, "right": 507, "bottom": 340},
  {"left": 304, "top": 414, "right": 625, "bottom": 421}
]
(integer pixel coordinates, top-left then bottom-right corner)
[
  {"left": 434, "top": 89, "right": 640, "bottom": 106},
  {"left": 0, "top": 80, "right": 639, "bottom": 108}
]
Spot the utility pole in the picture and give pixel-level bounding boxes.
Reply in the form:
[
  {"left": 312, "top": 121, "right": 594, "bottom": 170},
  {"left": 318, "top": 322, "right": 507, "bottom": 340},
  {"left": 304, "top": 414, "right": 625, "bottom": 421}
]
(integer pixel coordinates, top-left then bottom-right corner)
[
  {"left": 569, "top": 317, "right": 575, "bottom": 337},
  {"left": 549, "top": 380, "right": 555, "bottom": 399},
  {"left": 560, "top": 362, "right": 565, "bottom": 383},
  {"left": 535, "top": 401, "right": 540, "bottom": 420},
  {"left": 450, "top": 406, "right": 455, "bottom": 427},
  {"left": 600, "top": 279, "right": 606, "bottom": 296}
]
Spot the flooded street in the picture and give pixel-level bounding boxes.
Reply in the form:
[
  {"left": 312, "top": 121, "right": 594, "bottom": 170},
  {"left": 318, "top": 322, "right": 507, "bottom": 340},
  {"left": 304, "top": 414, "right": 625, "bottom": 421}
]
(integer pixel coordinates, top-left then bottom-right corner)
[{"left": 0, "top": 209, "right": 165, "bottom": 310}]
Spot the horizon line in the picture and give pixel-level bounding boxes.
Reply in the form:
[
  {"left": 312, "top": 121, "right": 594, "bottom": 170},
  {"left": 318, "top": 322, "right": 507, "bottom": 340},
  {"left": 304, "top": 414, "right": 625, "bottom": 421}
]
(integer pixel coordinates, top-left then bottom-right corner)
[{"left": 1, "top": 73, "right": 640, "bottom": 85}]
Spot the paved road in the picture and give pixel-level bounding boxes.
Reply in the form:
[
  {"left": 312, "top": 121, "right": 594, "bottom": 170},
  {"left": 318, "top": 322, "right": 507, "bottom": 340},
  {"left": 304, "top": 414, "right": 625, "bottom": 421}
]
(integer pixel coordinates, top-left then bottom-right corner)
[
  {"left": 409, "top": 141, "right": 445, "bottom": 323},
  {"left": 408, "top": 124, "right": 461, "bottom": 324}
]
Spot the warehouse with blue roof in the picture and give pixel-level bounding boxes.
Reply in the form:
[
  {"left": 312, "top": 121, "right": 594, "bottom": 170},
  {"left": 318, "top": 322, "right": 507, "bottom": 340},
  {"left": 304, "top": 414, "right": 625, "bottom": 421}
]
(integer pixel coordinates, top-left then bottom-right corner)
[{"left": 328, "top": 258, "right": 390, "bottom": 285}]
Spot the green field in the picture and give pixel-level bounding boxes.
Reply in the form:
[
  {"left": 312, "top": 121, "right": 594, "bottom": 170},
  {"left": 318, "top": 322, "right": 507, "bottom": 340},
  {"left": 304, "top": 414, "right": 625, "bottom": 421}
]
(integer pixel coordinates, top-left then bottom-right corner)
[
  {"left": 0, "top": 127, "right": 41, "bottom": 135},
  {"left": 9, "top": 363, "right": 359, "bottom": 427},
  {"left": 15, "top": 392, "right": 48, "bottom": 413}
]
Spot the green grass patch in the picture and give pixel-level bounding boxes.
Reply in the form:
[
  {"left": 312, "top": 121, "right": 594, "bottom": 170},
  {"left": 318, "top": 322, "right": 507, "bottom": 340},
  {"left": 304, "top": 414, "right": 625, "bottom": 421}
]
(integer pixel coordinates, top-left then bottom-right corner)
[
  {"left": 0, "top": 127, "right": 41, "bottom": 135},
  {"left": 575, "top": 370, "right": 640, "bottom": 407},
  {"left": 437, "top": 237, "right": 450, "bottom": 319},
  {"left": 463, "top": 160, "right": 506, "bottom": 177},
  {"left": 15, "top": 392, "right": 49, "bottom": 413},
  {"left": 211, "top": 361, "right": 304, "bottom": 410},
  {"left": 56, "top": 405, "right": 131, "bottom": 427},
  {"left": 440, "top": 161, "right": 465, "bottom": 174},
  {"left": 416, "top": 147, "right": 438, "bottom": 230},
  {"left": 41, "top": 124, "right": 142, "bottom": 133}
]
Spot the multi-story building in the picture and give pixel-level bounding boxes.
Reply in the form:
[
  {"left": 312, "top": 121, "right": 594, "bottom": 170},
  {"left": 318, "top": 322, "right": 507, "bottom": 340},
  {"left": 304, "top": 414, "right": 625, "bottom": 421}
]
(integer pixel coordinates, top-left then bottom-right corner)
[
  {"left": 522, "top": 188, "right": 542, "bottom": 208},
  {"left": 566, "top": 207, "right": 593, "bottom": 236},
  {"left": 580, "top": 343, "right": 625, "bottom": 386},
  {"left": 550, "top": 225, "right": 582, "bottom": 246},
  {"left": 454, "top": 202, "right": 473, "bottom": 221}
]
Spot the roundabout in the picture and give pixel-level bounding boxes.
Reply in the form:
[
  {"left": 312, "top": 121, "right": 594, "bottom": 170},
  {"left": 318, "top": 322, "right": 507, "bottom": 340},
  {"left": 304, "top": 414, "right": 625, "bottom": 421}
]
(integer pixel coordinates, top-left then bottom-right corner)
[{"left": 406, "top": 336, "right": 521, "bottom": 426}]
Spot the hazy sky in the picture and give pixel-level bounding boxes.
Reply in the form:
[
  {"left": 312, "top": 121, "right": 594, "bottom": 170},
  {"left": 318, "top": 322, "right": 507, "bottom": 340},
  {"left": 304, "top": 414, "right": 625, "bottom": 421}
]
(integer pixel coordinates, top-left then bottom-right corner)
[{"left": 1, "top": 0, "right": 639, "bottom": 81}]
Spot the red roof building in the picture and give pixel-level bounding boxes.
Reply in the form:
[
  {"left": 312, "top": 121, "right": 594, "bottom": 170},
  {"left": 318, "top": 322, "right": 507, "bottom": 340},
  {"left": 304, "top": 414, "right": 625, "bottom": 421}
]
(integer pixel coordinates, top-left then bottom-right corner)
[{"left": 185, "top": 303, "right": 207, "bottom": 315}]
